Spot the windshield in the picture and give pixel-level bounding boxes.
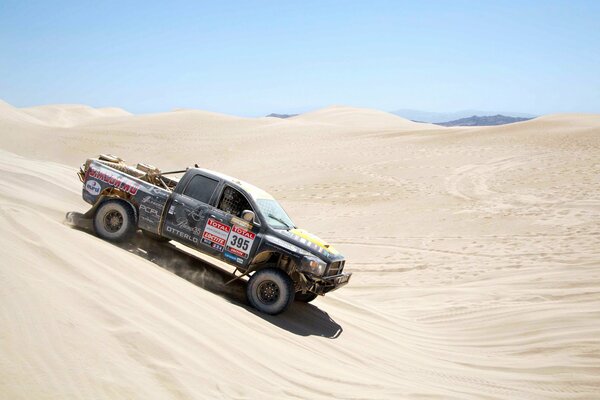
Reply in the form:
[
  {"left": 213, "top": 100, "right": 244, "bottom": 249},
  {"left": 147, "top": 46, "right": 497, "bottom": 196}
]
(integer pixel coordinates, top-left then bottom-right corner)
[{"left": 256, "top": 199, "right": 295, "bottom": 229}]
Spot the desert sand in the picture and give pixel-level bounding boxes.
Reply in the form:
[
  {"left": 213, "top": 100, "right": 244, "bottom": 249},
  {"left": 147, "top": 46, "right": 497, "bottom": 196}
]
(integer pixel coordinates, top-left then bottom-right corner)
[{"left": 1, "top": 99, "right": 599, "bottom": 399}]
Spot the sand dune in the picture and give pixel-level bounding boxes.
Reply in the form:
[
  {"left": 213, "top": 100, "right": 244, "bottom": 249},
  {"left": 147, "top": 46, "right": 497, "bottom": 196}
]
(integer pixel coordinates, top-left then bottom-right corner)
[
  {"left": 0, "top": 99, "right": 47, "bottom": 125},
  {"left": 291, "top": 105, "right": 440, "bottom": 130},
  {"left": 1, "top": 100, "right": 600, "bottom": 399},
  {"left": 21, "top": 104, "right": 132, "bottom": 127}
]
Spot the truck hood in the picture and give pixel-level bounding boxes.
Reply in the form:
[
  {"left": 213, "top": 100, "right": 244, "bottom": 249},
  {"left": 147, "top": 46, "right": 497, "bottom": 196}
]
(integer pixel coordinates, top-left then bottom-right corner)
[{"left": 276, "top": 228, "right": 342, "bottom": 261}]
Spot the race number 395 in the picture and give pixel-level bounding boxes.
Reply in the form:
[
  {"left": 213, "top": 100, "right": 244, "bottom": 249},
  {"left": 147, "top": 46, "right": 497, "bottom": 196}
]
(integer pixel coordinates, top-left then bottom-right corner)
[{"left": 226, "top": 226, "right": 256, "bottom": 258}]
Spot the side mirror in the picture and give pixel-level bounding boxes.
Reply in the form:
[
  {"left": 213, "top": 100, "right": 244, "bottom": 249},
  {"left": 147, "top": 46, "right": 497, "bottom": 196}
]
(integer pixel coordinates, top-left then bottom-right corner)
[{"left": 241, "top": 210, "right": 255, "bottom": 223}]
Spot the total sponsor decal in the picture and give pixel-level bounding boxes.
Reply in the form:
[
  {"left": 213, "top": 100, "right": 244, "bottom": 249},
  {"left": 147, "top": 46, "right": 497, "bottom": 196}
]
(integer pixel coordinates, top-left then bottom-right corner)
[
  {"left": 201, "top": 218, "right": 230, "bottom": 249},
  {"left": 85, "top": 180, "right": 101, "bottom": 195},
  {"left": 166, "top": 225, "right": 199, "bottom": 244},
  {"left": 225, "top": 225, "right": 256, "bottom": 259},
  {"left": 87, "top": 166, "right": 140, "bottom": 196}
]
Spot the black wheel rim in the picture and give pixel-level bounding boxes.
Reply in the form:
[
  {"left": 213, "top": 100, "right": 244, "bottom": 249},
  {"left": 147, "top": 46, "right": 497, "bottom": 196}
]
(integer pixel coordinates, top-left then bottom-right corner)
[
  {"left": 257, "top": 280, "right": 280, "bottom": 305},
  {"left": 103, "top": 210, "right": 124, "bottom": 233}
]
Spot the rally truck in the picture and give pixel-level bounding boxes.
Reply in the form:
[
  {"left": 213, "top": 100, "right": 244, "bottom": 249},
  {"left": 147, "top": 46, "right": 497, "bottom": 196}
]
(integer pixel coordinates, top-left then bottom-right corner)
[{"left": 74, "top": 155, "right": 351, "bottom": 315}]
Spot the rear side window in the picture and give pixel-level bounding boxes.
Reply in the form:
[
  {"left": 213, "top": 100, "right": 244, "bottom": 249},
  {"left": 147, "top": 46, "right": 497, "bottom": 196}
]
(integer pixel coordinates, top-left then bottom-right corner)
[{"left": 183, "top": 174, "right": 219, "bottom": 204}]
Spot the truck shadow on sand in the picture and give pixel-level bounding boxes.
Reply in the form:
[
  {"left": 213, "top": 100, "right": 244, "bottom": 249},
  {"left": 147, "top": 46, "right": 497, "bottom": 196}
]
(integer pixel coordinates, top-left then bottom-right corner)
[{"left": 66, "top": 213, "right": 343, "bottom": 338}]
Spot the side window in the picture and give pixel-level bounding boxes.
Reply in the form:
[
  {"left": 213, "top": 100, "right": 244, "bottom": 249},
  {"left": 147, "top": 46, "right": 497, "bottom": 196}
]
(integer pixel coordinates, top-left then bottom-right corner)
[
  {"left": 217, "top": 186, "right": 252, "bottom": 218},
  {"left": 183, "top": 175, "right": 219, "bottom": 204}
]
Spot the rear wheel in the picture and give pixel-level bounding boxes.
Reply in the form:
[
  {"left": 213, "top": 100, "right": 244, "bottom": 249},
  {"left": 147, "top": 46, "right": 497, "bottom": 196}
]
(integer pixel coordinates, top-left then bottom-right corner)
[
  {"left": 246, "top": 268, "right": 294, "bottom": 315},
  {"left": 295, "top": 291, "right": 318, "bottom": 303},
  {"left": 93, "top": 200, "right": 137, "bottom": 242}
]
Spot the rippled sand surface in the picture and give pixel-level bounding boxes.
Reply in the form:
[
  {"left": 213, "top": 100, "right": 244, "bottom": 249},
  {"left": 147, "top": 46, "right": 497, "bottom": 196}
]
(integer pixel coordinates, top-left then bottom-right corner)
[{"left": 1, "top": 100, "right": 599, "bottom": 399}]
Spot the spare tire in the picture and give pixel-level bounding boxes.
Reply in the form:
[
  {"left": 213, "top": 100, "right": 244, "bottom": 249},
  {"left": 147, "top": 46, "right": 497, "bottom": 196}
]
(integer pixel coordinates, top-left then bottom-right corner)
[
  {"left": 246, "top": 268, "right": 294, "bottom": 315},
  {"left": 93, "top": 200, "right": 137, "bottom": 243},
  {"left": 98, "top": 154, "right": 122, "bottom": 163}
]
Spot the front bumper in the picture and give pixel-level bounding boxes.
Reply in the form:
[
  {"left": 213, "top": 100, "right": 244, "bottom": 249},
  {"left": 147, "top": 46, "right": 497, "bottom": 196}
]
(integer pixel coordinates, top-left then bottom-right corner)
[{"left": 312, "top": 272, "right": 352, "bottom": 295}]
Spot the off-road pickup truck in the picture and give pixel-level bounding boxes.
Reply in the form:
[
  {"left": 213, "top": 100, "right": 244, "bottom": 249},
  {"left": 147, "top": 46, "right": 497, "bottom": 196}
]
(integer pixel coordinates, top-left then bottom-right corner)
[{"left": 74, "top": 155, "right": 351, "bottom": 314}]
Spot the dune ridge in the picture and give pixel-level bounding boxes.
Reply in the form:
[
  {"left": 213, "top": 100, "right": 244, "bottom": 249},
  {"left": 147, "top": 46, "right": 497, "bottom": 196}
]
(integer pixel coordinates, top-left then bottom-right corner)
[
  {"left": 0, "top": 99, "right": 48, "bottom": 125},
  {"left": 1, "top": 100, "right": 600, "bottom": 399},
  {"left": 290, "top": 105, "right": 441, "bottom": 130},
  {"left": 21, "top": 104, "right": 132, "bottom": 127}
]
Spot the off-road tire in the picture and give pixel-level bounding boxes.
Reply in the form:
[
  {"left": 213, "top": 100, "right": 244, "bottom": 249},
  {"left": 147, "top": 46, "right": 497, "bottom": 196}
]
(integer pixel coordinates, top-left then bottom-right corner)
[
  {"left": 246, "top": 268, "right": 294, "bottom": 315},
  {"left": 93, "top": 200, "right": 137, "bottom": 243},
  {"left": 295, "top": 291, "right": 318, "bottom": 303}
]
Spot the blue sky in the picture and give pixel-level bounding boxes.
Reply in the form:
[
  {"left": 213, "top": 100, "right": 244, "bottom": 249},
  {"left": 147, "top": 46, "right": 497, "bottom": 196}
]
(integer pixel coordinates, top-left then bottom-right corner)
[{"left": 1, "top": 0, "right": 599, "bottom": 116}]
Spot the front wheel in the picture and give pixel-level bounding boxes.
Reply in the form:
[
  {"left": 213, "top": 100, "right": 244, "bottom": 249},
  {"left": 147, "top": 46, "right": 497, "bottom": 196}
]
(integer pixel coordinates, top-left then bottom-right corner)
[
  {"left": 246, "top": 268, "right": 294, "bottom": 315},
  {"left": 295, "top": 291, "right": 318, "bottom": 303},
  {"left": 93, "top": 200, "right": 137, "bottom": 242}
]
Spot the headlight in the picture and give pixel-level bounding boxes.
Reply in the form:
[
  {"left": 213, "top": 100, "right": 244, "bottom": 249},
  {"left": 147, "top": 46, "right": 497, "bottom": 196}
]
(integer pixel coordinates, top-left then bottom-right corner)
[{"left": 300, "top": 256, "right": 327, "bottom": 276}]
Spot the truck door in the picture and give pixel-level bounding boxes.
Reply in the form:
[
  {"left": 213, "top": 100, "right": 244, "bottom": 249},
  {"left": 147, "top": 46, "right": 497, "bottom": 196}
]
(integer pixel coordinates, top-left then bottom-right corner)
[
  {"left": 211, "top": 185, "right": 262, "bottom": 269},
  {"left": 162, "top": 173, "right": 220, "bottom": 252}
]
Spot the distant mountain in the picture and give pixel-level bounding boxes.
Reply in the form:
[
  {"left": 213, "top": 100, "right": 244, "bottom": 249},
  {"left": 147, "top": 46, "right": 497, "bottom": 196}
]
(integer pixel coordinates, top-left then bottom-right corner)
[
  {"left": 435, "top": 115, "right": 533, "bottom": 127},
  {"left": 392, "top": 109, "right": 536, "bottom": 123},
  {"left": 266, "top": 113, "right": 298, "bottom": 119},
  {"left": 266, "top": 109, "right": 536, "bottom": 126}
]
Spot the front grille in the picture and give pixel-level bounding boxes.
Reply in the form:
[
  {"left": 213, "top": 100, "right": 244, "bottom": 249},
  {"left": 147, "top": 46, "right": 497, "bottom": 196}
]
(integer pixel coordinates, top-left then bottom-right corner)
[{"left": 326, "top": 260, "right": 345, "bottom": 276}]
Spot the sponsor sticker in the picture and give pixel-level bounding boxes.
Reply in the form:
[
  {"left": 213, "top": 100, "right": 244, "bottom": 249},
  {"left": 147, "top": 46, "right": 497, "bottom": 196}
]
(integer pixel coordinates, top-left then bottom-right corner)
[
  {"left": 266, "top": 236, "right": 306, "bottom": 255},
  {"left": 210, "top": 242, "right": 224, "bottom": 252},
  {"left": 225, "top": 225, "right": 256, "bottom": 259},
  {"left": 87, "top": 166, "right": 140, "bottom": 196},
  {"left": 231, "top": 216, "right": 252, "bottom": 230},
  {"left": 85, "top": 180, "right": 101, "bottom": 195},
  {"left": 224, "top": 251, "right": 244, "bottom": 264},
  {"left": 139, "top": 204, "right": 161, "bottom": 219},
  {"left": 201, "top": 218, "right": 231, "bottom": 249},
  {"left": 140, "top": 215, "right": 156, "bottom": 225},
  {"left": 142, "top": 195, "right": 166, "bottom": 208},
  {"left": 174, "top": 217, "right": 201, "bottom": 235},
  {"left": 166, "top": 225, "right": 199, "bottom": 244},
  {"left": 281, "top": 230, "right": 331, "bottom": 257},
  {"left": 188, "top": 209, "right": 203, "bottom": 222}
]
